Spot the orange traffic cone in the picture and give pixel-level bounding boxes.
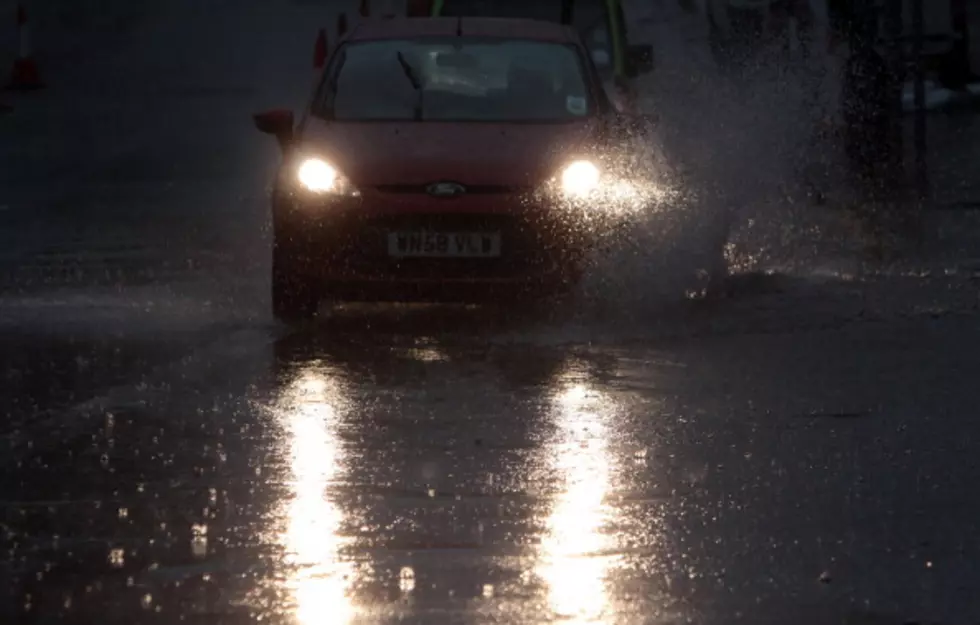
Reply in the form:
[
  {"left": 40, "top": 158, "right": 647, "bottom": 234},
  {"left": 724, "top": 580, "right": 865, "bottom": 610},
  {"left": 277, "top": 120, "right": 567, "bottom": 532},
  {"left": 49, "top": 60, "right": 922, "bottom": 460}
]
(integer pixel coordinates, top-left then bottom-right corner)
[{"left": 8, "top": 3, "right": 44, "bottom": 90}]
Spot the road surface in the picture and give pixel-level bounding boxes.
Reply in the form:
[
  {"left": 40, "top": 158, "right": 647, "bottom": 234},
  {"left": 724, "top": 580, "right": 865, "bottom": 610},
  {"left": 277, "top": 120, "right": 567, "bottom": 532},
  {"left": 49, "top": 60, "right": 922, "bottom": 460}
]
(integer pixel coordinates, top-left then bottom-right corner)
[{"left": 2, "top": 1, "right": 980, "bottom": 623}]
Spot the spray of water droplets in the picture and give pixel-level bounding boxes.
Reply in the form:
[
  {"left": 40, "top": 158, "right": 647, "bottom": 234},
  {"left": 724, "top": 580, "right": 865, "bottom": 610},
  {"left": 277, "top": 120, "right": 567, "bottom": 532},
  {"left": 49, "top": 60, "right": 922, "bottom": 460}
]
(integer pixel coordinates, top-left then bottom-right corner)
[{"left": 577, "top": 3, "right": 849, "bottom": 319}]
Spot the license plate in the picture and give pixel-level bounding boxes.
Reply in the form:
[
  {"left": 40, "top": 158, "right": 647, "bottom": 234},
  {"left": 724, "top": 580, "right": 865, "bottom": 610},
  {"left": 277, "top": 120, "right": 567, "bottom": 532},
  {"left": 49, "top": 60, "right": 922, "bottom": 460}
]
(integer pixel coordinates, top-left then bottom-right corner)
[{"left": 387, "top": 231, "right": 501, "bottom": 258}]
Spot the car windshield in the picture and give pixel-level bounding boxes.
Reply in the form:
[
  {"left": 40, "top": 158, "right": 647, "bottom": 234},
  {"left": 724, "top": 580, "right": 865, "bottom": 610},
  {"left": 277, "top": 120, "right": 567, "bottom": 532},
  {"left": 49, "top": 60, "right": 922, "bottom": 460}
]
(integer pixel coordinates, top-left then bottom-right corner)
[{"left": 323, "top": 38, "right": 592, "bottom": 122}]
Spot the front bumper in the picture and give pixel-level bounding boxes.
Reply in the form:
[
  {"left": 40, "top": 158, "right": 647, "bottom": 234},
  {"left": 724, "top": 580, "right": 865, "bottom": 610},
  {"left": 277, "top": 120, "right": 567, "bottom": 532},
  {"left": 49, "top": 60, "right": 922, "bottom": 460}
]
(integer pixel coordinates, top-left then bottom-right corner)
[{"left": 274, "top": 196, "right": 589, "bottom": 301}]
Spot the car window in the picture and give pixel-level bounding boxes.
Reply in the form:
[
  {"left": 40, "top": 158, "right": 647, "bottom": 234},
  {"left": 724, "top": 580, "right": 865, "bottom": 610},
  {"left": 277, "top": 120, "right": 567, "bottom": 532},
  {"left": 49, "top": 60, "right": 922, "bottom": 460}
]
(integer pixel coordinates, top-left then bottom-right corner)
[{"left": 324, "top": 38, "right": 593, "bottom": 122}]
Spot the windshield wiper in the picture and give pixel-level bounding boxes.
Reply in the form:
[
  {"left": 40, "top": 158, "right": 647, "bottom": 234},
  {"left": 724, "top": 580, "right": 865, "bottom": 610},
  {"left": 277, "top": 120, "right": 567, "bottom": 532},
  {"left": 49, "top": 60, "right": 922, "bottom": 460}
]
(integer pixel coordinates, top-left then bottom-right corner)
[{"left": 395, "top": 51, "right": 424, "bottom": 121}]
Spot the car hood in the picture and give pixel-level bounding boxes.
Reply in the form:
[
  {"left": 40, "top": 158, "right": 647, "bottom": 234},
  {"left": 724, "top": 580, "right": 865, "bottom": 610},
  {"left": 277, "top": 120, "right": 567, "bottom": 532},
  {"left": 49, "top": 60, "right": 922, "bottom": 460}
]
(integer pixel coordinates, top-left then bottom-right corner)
[{"left": 300, "top": 119, "right": 600, "bottom": 187}]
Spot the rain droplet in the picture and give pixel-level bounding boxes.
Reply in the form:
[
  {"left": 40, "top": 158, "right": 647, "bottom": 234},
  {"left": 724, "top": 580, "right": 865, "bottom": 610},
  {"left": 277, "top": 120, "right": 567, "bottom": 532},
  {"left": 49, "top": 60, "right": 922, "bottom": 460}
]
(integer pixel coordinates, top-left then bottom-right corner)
[
  {"left": 191, "top": 523, "right": 208, "bottom": 558},
  {"left": 140, "top": 594, "right": 153, "bottom": 610},
  {"left": 482, "top": 583, "right": 494, "bottom": 598},
  {"left": 118, "top": 507, "right": 128, "bottom": 520},
  {"left": 426, "top": 488, "right": 436, "bottom": 498},
  {"left": 126, "top": 577, "right": 134, "bottom": 587},
  {"left": 108, "top": 548, "right": 125, "bottom": 568},
  {"left": 208, "top": 488, "right": 218, "bottom": 506},
  {"left": 99, "top": 454, "right": 110, "bottom": 468},
  {"left": 399, "top": 566, "right": 415, "bottom": 593}
]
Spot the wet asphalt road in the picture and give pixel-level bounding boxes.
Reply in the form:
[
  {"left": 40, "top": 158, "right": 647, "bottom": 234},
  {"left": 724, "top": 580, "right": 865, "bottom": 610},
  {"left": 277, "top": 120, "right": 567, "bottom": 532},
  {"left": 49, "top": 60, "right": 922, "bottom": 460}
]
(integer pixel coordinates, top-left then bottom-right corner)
[
  {"left": 4, "top": 312, "right": 980, "bottom": 625},
  {"left": 4, "top": 0, "right": 980, "bottom": 623}
]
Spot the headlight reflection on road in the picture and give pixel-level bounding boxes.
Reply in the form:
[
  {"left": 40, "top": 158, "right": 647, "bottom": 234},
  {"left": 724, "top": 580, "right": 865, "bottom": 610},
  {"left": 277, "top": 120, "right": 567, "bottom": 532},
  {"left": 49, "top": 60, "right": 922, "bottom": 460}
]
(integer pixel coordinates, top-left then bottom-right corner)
[
  {"left": 538, "top": 377, "right": 617, "bottom": 624},
  {"left": 274, "top": 368, "right": 354, "bottom": 625}
]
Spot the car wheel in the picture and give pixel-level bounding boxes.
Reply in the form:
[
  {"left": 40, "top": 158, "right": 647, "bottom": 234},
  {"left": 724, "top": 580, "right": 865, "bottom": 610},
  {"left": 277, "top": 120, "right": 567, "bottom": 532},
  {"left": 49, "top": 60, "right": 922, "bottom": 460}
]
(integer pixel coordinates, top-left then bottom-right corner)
[{"left": 272, "top": 243, "right": 319, "bottom": 322}]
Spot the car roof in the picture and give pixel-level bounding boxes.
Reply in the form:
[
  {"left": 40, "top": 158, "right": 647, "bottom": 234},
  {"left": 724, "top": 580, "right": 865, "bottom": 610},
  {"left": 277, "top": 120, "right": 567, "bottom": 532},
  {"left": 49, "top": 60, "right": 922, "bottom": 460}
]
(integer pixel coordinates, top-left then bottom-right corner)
[{"left": 344, "top": 17, "right": 580, "bottom": 44}]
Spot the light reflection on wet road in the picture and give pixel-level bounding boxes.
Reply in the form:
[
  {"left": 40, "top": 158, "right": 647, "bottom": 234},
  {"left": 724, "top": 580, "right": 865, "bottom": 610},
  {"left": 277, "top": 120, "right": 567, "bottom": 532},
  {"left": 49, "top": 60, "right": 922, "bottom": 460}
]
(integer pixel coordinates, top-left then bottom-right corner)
[{"left": 3, "top": 311, "right": 980, "bottom": 624}]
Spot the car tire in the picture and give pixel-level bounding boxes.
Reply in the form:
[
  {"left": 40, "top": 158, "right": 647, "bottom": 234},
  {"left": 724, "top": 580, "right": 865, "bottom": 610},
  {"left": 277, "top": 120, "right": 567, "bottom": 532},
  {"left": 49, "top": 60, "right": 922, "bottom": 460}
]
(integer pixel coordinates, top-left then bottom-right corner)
[{"left": 272, "top": 243, "right": 319, "bottom": 322}]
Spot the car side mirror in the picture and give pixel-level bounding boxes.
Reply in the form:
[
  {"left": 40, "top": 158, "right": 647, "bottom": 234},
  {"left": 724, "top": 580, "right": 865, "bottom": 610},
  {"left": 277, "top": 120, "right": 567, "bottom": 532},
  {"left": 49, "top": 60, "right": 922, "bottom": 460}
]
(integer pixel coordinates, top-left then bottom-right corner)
[
  {"left": 626, "top": 44, "right": 654, "bottom": 75},
  {"left": 253, "top": 109, "right": 294, "bottom": 151}
]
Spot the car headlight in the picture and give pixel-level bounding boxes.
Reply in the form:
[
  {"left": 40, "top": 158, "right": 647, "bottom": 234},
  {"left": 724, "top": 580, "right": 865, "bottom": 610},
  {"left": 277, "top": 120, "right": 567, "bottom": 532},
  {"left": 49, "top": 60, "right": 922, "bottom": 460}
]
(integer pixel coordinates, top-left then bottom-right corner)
[
  {"left": 296, "top": 157, "right": 358, "bottom": 195},
  {"left": 560, "top": 160, "right": 601, "bottom": 198}
]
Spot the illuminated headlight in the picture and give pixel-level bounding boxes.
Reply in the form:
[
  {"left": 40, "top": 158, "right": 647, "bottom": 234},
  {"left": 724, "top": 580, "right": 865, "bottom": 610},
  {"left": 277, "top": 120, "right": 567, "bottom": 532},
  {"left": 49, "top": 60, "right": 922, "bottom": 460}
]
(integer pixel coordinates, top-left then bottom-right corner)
[
  {"left": 560, "top": 160, "right": 601, "bottom": 198},
  {"left": 296, "top": 158, "right": 358, "bottom": 195}
]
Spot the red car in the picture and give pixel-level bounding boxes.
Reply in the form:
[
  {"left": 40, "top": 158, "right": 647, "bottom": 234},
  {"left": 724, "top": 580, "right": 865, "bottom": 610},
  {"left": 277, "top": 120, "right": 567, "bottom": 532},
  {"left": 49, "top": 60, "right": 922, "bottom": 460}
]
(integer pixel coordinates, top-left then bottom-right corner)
[{"left": 255, "top": 16, "right": 653, "bottom": 320}]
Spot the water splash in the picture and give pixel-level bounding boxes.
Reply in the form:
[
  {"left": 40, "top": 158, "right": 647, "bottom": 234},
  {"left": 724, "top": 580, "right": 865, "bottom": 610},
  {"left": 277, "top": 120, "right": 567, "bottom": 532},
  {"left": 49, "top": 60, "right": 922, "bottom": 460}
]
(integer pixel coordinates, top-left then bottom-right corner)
[{"left": 580, "top": 4, "right": 847, "bottom": 314}]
